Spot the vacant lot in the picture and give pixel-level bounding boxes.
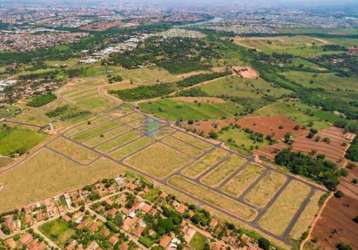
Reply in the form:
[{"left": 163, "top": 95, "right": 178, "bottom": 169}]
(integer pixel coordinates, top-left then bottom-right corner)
[
  {"left": 0, "top": 149, "right": 124, "bottom": 213},
  {"left": 244, "top": 171, "right": 288, "bottom": 208},
  {"left": 40, "top": 219, "right": 75, "bottom": 248},
  {"left": 201, "top": 155, "right": 246, "bottom": 187},
  {"left": 222, "top": 164, "right": 265, "bottom": 197},
  {"left": 259, "top": 180, "right": 311, "bottom": 236},
  {"left": 0, "top": 125, "right": 46, "bottom": 156},
  {"left": 161, "top": 135, "right": 203, "bottom": 157},
  {"left": 110, "top": 136, "right": 155, "bottom": 160},
  {"left": 125, "top": 142, "right": 191, "bottom": 178},
  {"left": 95, "top": 130, "right": 142, "bottom": 153},
  {"left": 172, "top": 132, "right": 212, "bottom": 150},
  {"left": 182, "top": 148, "right": 230, "bottom": 178},
  {"left": 168, "top": 175, "right": 257, "bottom": 221},
  {"left": 237, "top": 115, "right": 306, "bottom": 140},
  {"left": 47, "top": 137, "right": 99, "bottom": 164}
]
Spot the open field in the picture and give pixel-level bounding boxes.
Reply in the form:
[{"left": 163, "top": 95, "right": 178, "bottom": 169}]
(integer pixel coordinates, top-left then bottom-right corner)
[
  {"left": 47, "top": 137, "right": 99, "bottom": 164},
  {"left": 201, "top": 155, "right": 246, "bottom": 187},
  {"left": 190, "top": 232, "right": 208, "bottom": 250},
  {"left": 40, "top": 219, "right": 75, "bottom": 248},
  {"left": 161, "top": 135, "right": 203, "bottom": 157},
  {"left": 234, "top": 36, "right": 336, "bottom": 57},
  {"left": 254, "top": 100, "right": 331, "bottom": 130},
  {"left": 140, "top": 98, "right": 242, "bottom": 121},
  {"left": 0, "top": 124, "right": 46, "bottom": 156},
  {"left": 110, "top": 136, "right": 155, "bottom": 160},
  {"left": 168, "top": 175, "right": 257, "bottom": 221},
  {"left": 222, "top": 164, "right": 265, "bottom": 197},
  {"left": 0, "top": 149, "right": 124, "bottom": 213},
  {"left": 95, "top": 130, "right": 142, "bottom": 153},
  {"left": 172, "top": 131, "right": 212, "bottom": 150},
  {"left": 124, "top": 142, "right": 191, "bottom": 178},
  {"left": 282, "top": 71, "right": 358, "bottom": 91},
  {"left": 181, "top": 148, "right": 229, "bottom": 178},
  {"left": 258, "top": 180, "right": 312, "bottom": 236},
  {"left": 244, "top": 171, "right": 288, "bottom": 208}
]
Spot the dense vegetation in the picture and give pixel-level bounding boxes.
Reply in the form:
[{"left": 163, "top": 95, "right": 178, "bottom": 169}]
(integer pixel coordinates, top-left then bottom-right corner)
[
  {"left": 176, "top": 71, "right": 230, "bottom": 88},
  {"left": 108, "top": 37, "right": 219, "bottom": 74},
  {"left": 27, "top": 92, "right": 57, "bottom": 107},
  {"left": 346, "top": 136, "right": 358, "bottom": 162},
  {"left": 109, "top": 83, "right": 176, "bottom": 101},
  {"left": 275, "top": 149, "right": 345, "bottom": 190}
]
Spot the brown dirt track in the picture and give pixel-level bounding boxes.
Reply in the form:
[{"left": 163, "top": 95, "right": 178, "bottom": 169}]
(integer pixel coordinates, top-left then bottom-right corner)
[
  {"left": 237, "top": 115, "right": 306, "bottom": 140},
  {"left": 311, "top": 167, "right": 358, "bottom": 250}
]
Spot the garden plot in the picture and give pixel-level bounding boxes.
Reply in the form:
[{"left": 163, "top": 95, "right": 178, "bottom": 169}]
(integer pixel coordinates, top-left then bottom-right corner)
[
  {"left": 200, "top": 155, "right": 247, "bottom": 187},
  {"left": 110, "top": 136, "right": 155, "bottom": 160},
  {"left": 181, "top": 148, "right": 230, "bottom": 178},
  {"left": 258, "top": 180, "right": 312, "bottom": 236},
  {"left": 168, "top": 175, "right": 257, "bottom": 221},
  {"left": 244, "top": 171, "right": 288, "bottom": 208},
  {"left": 47, "top": 137, "right": 99, "bottom": 165},
  {"left": 222, "top": 164, "right": 265, "bottom": 197},
  {"left": 124, "top": 142, "right": 192, "bottom": 178}
]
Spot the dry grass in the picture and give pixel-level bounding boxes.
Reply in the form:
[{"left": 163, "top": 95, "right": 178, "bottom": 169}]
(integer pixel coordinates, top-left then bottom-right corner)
[
  {"left": 95, "top": 130, "right": 142, "bottom": 153},
  {"left": 168, "top": 175, "right": 257, "bottom": 221},
  {"left": 161, "top": 135, "right": 203, "bottom": 157},
  {"left": 0, "top": 149, "right": 124, "bottom": 213},
  {"left": 118, "top": 112, "right": 145, "bottom": 123},
  {"left": 244, "top": 171, "right": 288, "bottom": 208},
  {"left": 172, "top": 131, "right": 212, "bottom": 150},
  {"left": 258, "top": 180, "right": 312, "bottom": 236},
  {"left": 64, "top": 115, "right": 110, "bottom": 138},
  {"left": 289, "top": 190, "right": 324, "bottom": 240},
  {"left": 222, "top": 164, "right": 265, "bottom": 196},
  {"left": 124, "top": 142, "right": 191, "bottom": 178},
  {"left": 152, "top": 126, "right": 176, "bottom": 139},
  {"left": 83, "top": 124, "right": 132, "bottom": 147},
  {"left": 181, "top": 148, "right": 230, "bottom": 178},
  {"left": 201, "top": 155, "right": 247, "bottom": 187},
  {"left": 47, "top": 137, "right": 99, "bottom": 164},
  {"left": 110, "top": 136, "right": 155, "bottom": 160}
]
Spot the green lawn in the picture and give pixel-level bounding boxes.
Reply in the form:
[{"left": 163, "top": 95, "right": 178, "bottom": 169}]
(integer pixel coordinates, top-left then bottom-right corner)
[
  {"left": 190, "top": 233, "right": 208, "bottom": 250},
  {"left": 40, "top": 219, "right": 75, "bottom": 247},
  {"left": 0, "top": 125, "right": 46, "bottom": 156},
  {"left": 140, "top": 98, "right": 242, "bottom": 121}
]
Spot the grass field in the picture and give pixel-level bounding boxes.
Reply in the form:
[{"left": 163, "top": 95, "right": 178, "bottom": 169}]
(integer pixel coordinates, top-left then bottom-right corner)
[
  {"left": 140, "top": 98, "right": 242, "bottom": 121},
  {"left": 125, "top": 142, "right": 191, "bottom": 178},
  {"left": 0, "top": 125, "right": 46, "bottom": 156},
  {"left": 282, "top": 71, "right": 358, "bottom": 91},
  {"left": 110, "top": 136, "right": 155, "bottom": 160},
  {"left": 200, "top": 75, "right": 290, "bottom": 99},
  {"left": 190, "top": 232, "right": 208, "bottom": 250},
  {"left": 84, "top": 124, "right": 132, "bottom": 147},
  {"left": 218, "top": 127, "right": 269, "bottom": 155},
  {"left": 235, "top": 36, "right": 334, "bottom": 57},
  {"left": 244, "top": 171, "right": 288, "bottom": 208},
  {"left": 254, "top": 100, "right": 331, "bottom": 130},
  {"left": 181, "top": 148, "right": 230, "bottom": 178},
  {"left": 47, "top": 137, "right": 99, "bottom": 164},
  {"left": 0, "top": 149, "right": 124, "bottom": 213},
  {"left": 201, "top": 155, "right": 246, "bottom": 187},
  {"left": 222, "top": 164, "right": 265, "bottom": 197},
  {"left": 168, "top": 175, "right": 257, "bottom": 221},
  {"left": 40, "top": 219, "right": 75, "bottom": 247},
  {"left": 259, "top": 180, "right": 312, "bottom": 236}
]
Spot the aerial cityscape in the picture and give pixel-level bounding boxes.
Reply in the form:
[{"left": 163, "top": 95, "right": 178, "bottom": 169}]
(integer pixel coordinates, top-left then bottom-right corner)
[{"left": 0, "top": 1, "right": 357, "bottom": 250}]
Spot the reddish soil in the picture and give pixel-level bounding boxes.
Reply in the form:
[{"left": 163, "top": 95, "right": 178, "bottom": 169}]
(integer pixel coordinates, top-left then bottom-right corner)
[
  {"left": 255, "top": 126, "right": 354, "bottom": 166},
  {"left": 311, "top": 167, "right": 358, "bottom": 250},
  {"left": 237, "top": 115, "right": 306, "bottom": 140},
  {"left": 232, "top": 66, "right": 259, "bottom": 79},
  {"left": 181, "top": 118, "right": 237, "bottom": 137}
]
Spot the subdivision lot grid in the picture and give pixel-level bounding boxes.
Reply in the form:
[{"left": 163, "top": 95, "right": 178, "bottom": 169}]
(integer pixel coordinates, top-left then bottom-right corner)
[{"left": 7, "top": 109, "right": 327, "bottom": 245}]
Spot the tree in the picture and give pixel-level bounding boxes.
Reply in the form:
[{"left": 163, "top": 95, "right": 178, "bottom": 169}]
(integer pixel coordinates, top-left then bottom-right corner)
[
  {"left": 258, "top": 237, "right": 271, "bottom": 250},
  {"left": 337, "top": 242, "right": 352, "bottom": 250}
]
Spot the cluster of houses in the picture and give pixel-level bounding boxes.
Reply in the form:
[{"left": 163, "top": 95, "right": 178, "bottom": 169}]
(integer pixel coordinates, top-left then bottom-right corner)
[
  {"left": 0, "top": 175, "right": 269, "bottom": 250},
  {"left": 0, "top": 32, "right": 88, "bottom": 52}
]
